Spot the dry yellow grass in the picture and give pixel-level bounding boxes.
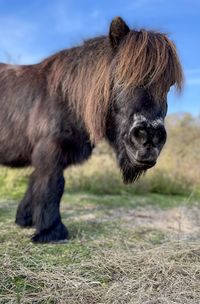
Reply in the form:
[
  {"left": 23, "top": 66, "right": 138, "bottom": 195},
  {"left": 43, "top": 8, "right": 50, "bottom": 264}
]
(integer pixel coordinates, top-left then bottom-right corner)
[{"left": 1, "top": 221, "right": 200, "bottom": 303}]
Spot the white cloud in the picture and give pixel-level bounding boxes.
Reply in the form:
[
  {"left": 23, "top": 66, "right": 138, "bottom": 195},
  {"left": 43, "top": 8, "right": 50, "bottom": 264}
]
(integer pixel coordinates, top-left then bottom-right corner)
[
  {"left": 185, "top": 69, "right": 200, "bottom": 86},
  {"left": 0, "top": 16, "right": 43, "bottom": 64},
  {"left": 187, "top": 77, "right": 200, "bottom": 86},
  {"left": 185, "top": 68, "right": 200, "bottom": 75},
  {"left": 48, "top": 0, "right": 107, "bottom": 38}
]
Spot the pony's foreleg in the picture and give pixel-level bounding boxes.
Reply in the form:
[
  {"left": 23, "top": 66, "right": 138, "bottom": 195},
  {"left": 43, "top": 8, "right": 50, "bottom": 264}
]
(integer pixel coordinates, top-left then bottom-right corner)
[
  {"left": 31, "top": 169, "right": 68, "bottom": 243},
  {"left": 30, "top": 140, "right": 68, "bottom": 243}
]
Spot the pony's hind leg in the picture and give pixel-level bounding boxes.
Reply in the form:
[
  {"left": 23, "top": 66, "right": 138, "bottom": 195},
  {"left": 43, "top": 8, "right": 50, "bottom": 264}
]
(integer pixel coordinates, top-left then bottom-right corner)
[{"left": 15, "top": 173, "right": 35, "bottom": 227}]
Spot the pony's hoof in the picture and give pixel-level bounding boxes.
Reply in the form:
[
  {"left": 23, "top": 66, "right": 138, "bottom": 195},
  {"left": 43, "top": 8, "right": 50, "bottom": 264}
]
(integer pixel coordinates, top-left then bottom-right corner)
[{"left": 32, "top": 222, "right": 68, "bottom": 243}]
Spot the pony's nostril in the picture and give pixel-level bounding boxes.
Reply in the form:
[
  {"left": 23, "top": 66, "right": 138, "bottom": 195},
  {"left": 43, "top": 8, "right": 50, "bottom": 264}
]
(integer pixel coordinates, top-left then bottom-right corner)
[
  {"left": 131, "top": 126, "right": 148, "bottom": 145},
  {"left": 152, "top": 126, "right": 167, "bottom": 146}
]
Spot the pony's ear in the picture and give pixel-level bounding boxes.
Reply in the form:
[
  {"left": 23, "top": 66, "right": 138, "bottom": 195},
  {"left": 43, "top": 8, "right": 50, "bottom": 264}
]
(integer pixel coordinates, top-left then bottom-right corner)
[{"left": 109, "top": 17, "right": 130, "bottom": 48}]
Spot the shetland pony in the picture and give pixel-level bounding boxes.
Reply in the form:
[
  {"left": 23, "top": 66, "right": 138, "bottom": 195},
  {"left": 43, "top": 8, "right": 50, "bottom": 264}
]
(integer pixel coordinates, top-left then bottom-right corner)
[{"left": 0, "top": 17, "right": 183, "bottom": 242}]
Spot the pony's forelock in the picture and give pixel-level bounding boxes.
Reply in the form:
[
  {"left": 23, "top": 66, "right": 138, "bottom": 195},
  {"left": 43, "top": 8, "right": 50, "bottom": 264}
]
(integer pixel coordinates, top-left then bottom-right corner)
[{"left": 113, "top": 30, "right": 183, "bottom": 100}]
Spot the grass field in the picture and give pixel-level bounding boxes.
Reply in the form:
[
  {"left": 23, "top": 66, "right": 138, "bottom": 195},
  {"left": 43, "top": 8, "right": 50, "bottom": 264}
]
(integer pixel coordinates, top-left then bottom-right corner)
[
  {"left": 0, "top": 114, "right": 200, "bottom": 304},
  {"left": 1, "top": 190, "right": 200, "bottom": 304}
]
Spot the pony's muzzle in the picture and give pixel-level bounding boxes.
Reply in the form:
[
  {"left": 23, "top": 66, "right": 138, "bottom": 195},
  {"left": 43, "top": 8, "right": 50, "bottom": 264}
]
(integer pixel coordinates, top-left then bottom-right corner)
[{"left": 127, "top": 122, "right": 167, "bottom": 167}]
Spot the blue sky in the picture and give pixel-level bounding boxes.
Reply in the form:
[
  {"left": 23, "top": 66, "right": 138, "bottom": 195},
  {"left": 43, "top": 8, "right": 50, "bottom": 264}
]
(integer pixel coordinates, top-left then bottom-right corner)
[{"left": 0, "top": 0, "right": 199, "bottom": 115}]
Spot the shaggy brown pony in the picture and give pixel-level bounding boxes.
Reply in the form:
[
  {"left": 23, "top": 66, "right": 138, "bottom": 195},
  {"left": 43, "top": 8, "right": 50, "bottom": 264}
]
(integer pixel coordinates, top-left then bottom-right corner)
[{"left": 0, "top": 17, "right": 183, "bottom": 243}]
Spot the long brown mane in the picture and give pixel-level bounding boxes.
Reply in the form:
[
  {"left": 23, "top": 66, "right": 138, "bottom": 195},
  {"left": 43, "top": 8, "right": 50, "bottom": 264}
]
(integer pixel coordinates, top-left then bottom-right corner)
[
  {"left": 46, "top": 29, "right": 183, "bottom": 143},
  {"left": 114, "top": 30, "right": 183, "bottom": 99}
]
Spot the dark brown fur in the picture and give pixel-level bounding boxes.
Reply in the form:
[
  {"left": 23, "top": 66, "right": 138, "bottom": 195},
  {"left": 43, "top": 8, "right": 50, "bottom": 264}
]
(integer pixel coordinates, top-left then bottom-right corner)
[{"left": 0, "top": 17, "right": 183, "bottom": 242}]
